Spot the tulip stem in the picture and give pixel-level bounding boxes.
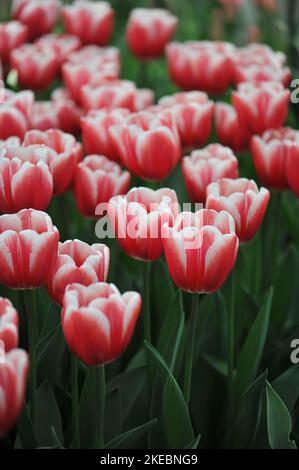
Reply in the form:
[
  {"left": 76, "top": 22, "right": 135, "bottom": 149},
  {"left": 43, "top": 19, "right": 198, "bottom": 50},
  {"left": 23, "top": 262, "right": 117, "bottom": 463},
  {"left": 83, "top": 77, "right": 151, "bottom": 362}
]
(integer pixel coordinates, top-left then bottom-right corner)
[
  {"left": 95, "top": 365, "right": 106, "bottom": 449},
  {"left": 23, "top": 289, "right": 37, "bottom": 431},
  {"left": 228, "top": 267, "right": 236, "bottom": 415},
  {"left": 183, "top": 292, "right": 199, "bottom": 407},
  {"left": 71, "top": 355, "right": 80, "bottom": 449},
  {"left": 143, "top": 262, "right": 151, "bottom": 344}
]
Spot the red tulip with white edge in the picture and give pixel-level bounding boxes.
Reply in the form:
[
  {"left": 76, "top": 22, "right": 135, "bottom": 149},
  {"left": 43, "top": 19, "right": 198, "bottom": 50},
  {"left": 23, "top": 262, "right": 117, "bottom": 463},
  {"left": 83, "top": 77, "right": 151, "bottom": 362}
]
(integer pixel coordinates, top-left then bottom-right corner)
[{"left": 0, "top": 298, "right": 19, "bottom": 353}]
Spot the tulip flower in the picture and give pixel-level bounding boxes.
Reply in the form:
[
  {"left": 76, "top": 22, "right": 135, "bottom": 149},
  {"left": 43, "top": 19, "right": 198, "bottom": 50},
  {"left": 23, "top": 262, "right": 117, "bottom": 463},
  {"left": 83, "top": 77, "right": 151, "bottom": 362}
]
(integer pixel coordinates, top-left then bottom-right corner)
[
  {"left": 12, "top": 0, "right": 60, "bottom": 40},
  {"left": 36, "top": 33, "right": 81, "bottom": 67},
  {"left": 30, "top": 101, "right": 60, "bottom": 131},
  {"left": 23, "top": 129, "right": 83, "bottom": 194},
  {"left": 0, "top": 90, "right": 34, "bottom": 140},
  {"left": 62, "top": 1, "right": 114, "bottom": 46},
  {"left": 158, "top": 91, "right": 214, "bottom": 149},
  {"left": 232, "top": 81, "right": 290, "bottom": 136},
  {"left": 182, "top": 144, "right": 239, "bottom": 203},
  {"left": 0, "top": 150, "right": 53, "bottom": 213},
  {"left": 126, "top": 8, "right": 178, "bottom": 60},
  {"left": 107, "top": 187, "right": 179, "bottom": 261},
  {"left": 251, "top": 128, "right": 299, "bottom": 190},
  {"left": 166, "top": 41, "right": 236, "bottom": 94},
  {"left": 206, "top": 178, "right": 270, "bottom": 243},
  {"left": 61, "top": 282, "right": 142, "bottom": 366},
  {"left": 51, "top": 88, "right": 83, "bottom": 135},
  {"left": 0, "top": 348, "right": 29, "bottom": 437},
  {"left": 67, "top": 44, "right": 120, "bottom": 67},
  {"left": 109, "top": 110, "right": 181, "bottom": 181},
  {"left": 48, "top": 240, "right": 110, "bottom": 305},
  {"left": 75, "top": 155, "right": 131, "bottom": 218},
  {"left": 0, "top": 21, "right": 27, "bottom": 64},
  {"left": 215, "top": 103, "right": 250, "bottom": 153},
  {"left": 0, "top": 298, "right": 19, "bottom": 352},
  {"left": 81, "top": 108, "right": 130, "bottom": 161},
  {"left": 0, "top": 209, "right": 59, "bottom": 289},
  {"left": 162, "top": 209, "right": 239, "bottom": 293}
]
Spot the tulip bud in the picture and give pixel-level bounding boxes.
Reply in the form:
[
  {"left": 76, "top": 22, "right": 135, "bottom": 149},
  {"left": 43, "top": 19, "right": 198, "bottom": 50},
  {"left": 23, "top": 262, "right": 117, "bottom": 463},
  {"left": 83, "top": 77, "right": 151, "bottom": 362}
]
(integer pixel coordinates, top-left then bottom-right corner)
[
  {"left": 0, "top": 298, "right": 19, "bottom": 352},
  {"left": 12, "top": 0, "right": 60, "bottom": 41}
]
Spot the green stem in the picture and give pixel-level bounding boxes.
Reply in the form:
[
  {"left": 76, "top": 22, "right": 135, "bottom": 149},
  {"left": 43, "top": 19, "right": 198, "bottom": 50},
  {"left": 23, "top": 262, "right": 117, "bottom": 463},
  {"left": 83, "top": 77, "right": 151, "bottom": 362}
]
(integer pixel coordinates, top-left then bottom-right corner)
[
  {"left": 228, "top": 268, "right": 236, "bottom": 415},
  {"left": 143, "top": 262, "right": 151, "bottom": 344},
  {"left": 95, "top": 365, "right": 106, "bottom": 449},
  {"left": 183, "top": 292, "right": 199, "bottom": 407},
  {"left": 23, "top": 290, "right": 37, "bottom": 431},
  {"left": 71, "top": 355, "right": 80, "bottom": 449}
]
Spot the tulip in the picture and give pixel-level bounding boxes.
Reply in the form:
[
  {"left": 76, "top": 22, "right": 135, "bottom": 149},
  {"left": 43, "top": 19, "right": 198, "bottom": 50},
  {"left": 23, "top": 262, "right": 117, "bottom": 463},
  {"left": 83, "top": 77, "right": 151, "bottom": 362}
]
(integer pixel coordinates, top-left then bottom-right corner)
[
  {"left": 62, "top": 0, "right": 114, "bottom": 46},
  {"left": 109, "top": 110, "right": 181, "bottom": 181},
  {"left": 0, "top": 348, "right": 29, "bottom": 437},
  {"left": 251, "top": 128, "right": 299, "bottom": 190},
  {"left": 47, "top": 240, "right": 110, "bottom": 305},
  {"left": 0, "top": 90, "right": 34, "bottom": 140},
  {"left": 107, "top": 187, "right": 179, "bottom": 261},
  {"left": 182, "top": 144, "right": 239, "bottom": 203},
  {"left": 12, "top": 0, "right": 60, "bottom": 40},
  {"left": 0, "top": 298, "right": 19, "bottom": 352},
  {"left": 206, "top": 178, "right": 270, "bottom": 243},
  {"left": 81, "top": 108, "right": 130, "bottom": 161},
  {"left": 0, "top": 209, "right": 59, "bottom": 289},
  {"left": 126, "top": 8, "right": 178, "bottom": 60},
  {"left": 75, "top": 155, "right": 131, "bottom": 218},
  {"left": 158, "top": 91, "right": 214, "bottom": 149},
  {"left": 10, "top": 43, "right": 59, "bottom": 91},
  {"left": 23, "top": 129, "right": 83, "bottom": 194},
  {"left": 0, "top": 21, "right": 27, "bottom": 64},
  {"left": 214, "top": 103, "right": 250, "bottom": 153},
  {"left": 61, "top": 282, "right": 142, "bottom": 366},
  {"left": 36, "top": 33, "right": 81, "bottom": 67},
  {"left": 166, "top": 41, "right": 236, "bottom": 94},
  {"left": 67, "top": 44, "right": 120, "bottom": 66},
  {"left": 162, "top": 209, "right": 238, "bottom": 293},
  {"left": 0, "top": 150, "right": 53, "bottom": 213},
  {"left": 232, "top": 81, "right": 290, "bottom": 136},
  {"left": 51, "top": 88, "right": 83, "bottom": 135},
  {"left": 30, "top": 101, "right": 60, "bottom": 131}
]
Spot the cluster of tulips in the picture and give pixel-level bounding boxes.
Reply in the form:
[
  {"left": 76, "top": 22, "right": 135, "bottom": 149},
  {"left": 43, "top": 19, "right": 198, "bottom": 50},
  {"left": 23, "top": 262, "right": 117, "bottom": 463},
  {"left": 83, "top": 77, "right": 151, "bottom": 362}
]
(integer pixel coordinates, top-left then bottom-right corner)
[{"left": 0, "top": 0, "right": 298, "bottom": 448}]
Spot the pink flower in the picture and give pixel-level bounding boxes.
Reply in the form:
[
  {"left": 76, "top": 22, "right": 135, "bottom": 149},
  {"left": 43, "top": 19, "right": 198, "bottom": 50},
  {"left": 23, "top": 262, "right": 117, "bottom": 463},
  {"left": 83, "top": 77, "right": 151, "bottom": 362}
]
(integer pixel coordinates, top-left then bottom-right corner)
[
  {"left": 51, "top": 88, "right": 83, "bottom": 135},
  {"left": 12, "top": 0, "right": 60, "bottom": 41},
  {"left": 30, "top": 101, "right": 60, "bottom": 131},
  {"left": 36, "top": 33, "right": 81, "bottom": 67},
  {"left": 0, "top": 298, "right": 19, "bottom": 352},
  {"left": 62, "top": 1, "right": 114, "bottom": 46},
  {"left": 182, "top": 144, "right": 239, "bottom": 203},
  {"left": 162, "top": 209, "right": 239, "bottom": 293},
  {"left": 0, "top": 21, "right": 27, "bottom": 63},
  {"left": 126, "top": 8, "right": 177, "bottom": 60},
  {"left": 206, "top": 178, "right": 270, "bottom": 243},
  {"left": 47, "top": 240, "right": 110, "bottom": 305},
  {"left": 214, "top": 102, "right": 250, "bottom": 152},
  {"left": 0, "top": 90, "right": 34, "bottom": 140},
  {"left": 75, "top": 155, "right": 131, "bottom": 218}
]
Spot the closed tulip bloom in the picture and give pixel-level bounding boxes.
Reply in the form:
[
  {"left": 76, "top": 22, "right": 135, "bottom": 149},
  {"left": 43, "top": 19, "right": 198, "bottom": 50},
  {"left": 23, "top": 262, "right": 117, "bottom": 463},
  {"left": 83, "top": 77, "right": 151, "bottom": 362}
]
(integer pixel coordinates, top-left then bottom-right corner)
[
  {"left": 23, "top": 129, "right": 83, "bottom": 194},
  {"left": 62, "top": 1, "right": 114, "bottom": 46},
  {"left": 51, "top": 88, "right": 83, "bottom": 135},
  {"left": 206, "top": 178, "right": 270, "bottom": 243},
  {"left": 182, "top": 144, "right": 239, "bottom": 203},
  {"left": 126, "top": 8, "right": 178, "bottom": 60},
  {"left": 232, "top": 81, "right": 290, "bottom": 136},
  {"left": 75, "top": 155, "right": 131, "bottom": 218},
  {"left": 0, "top": 90, "right": 34, "bottom": 140},
  {"left": 30, "top": 101, "right": 60, "bottom": 131},
  {"left": 36, "top": 34, "right": 81, "bottom": 67},
  {"left": 0, "top": 298, "right": 19, "bottom": 352},
  {"left": 251, "top": 128, "right": 299, "bottom": 190},
  {"left": 67, "top": 44, "right": 120, "bottom": 67},
  {"left": 48, "top": 240, "right": 110, "bottom": 305},
  {"left": 134, "top": 88, "right": 154, "bottom": 112},
  {"left": 80, "top": 80, "right": 138, "bottom": 113},
  {"left": 81, "top": 108, "right": 130, "bottom": 161},
  {"left": 0, "top": 209, "right": 59, "bottom": 289},
  {"left": 61, "top": 282, "right": 142, "bottom": 366},
  {"left": 0, "top": 152, "right": 53, "bottom": 213},
  {"left": 0, "top": 21, "right": 27, "bottom": 63},
  {"left": 108, "top": 187, "right": 179, "bottom": 261},
  {"left": 11, "top": 44, "right": 59, "bottom": 91},
  {"left": 162, "top": 209, "right": 239, "bottom": 293},
  {"left": 0, "top": 348, "right": 29, "bottom": 437},
  {"left": 109, "top": 110, "right": 181, "bottom": 181},
  {"left": 158, "top": 91, "right": 214, "bottom": 148},
  {"left": 12, "top": 0, "right": 60, "bottom": 40},
  {"left": 166, "top": 41, "right": 236, "bottom": 94},
  {"left": 215, "top": 103, "right": 250, "bottom": 152}
]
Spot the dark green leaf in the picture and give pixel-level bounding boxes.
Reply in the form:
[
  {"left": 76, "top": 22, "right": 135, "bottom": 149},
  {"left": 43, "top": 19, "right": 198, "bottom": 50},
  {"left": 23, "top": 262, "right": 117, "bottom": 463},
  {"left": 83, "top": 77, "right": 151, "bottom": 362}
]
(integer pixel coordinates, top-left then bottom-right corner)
[
  {"left": 272, "top": 364, "right": 299, "bottom": 412},
  {"left": 36, "top": 381, "right": 63, "bottom": 448}
]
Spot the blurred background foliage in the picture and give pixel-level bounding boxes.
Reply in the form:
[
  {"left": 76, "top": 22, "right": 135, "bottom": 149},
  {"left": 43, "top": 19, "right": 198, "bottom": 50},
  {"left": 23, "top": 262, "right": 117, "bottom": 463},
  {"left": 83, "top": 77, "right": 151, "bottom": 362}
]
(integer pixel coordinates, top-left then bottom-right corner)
[{"left": 1, "top": 0, "right": 299, "bottom": 450}]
